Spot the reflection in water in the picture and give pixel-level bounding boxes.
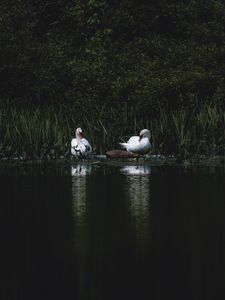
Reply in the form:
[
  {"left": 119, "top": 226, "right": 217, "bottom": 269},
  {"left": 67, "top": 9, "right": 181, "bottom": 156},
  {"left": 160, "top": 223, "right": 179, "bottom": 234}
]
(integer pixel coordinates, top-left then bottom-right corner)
[
  {"left": 120, "top": 164, "right": 151, "bottom": 175},
  {"left": 71, "top": 164, "right": 92, "bottom": 177},
  {"left": 121, "top": 165, "right": 151, "bottom": 256},
  {"left": 71, "top": 164, "right": 91, "bottom": 300},
  {"left": 2, "top": 164, "right": 225, "bottom": 300},
  {"left": 71, "top": 164, "right": 92, "bottom": 221}
]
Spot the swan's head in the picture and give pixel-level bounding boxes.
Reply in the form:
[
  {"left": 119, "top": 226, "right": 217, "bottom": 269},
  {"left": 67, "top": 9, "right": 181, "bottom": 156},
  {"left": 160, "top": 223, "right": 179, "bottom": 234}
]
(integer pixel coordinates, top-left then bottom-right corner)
[
  {"left": 76, "top": 127, "right": 84, "bottom": 139},
  {"left": 139, "top": 129, "right": 151, "bottom": 141}
]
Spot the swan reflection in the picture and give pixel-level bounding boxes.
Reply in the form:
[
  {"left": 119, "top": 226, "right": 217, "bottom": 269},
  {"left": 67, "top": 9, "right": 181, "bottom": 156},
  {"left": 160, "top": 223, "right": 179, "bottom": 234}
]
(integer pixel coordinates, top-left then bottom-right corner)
[
  {"left": 71, "top": 164, "right": 92, "bottom": 177},
  {"left": 120, "top": 164, "right": 151, "bottom": 175},
  {"left": 71, "top": 164, "right": 92, "bottom": 297},
  {"left": 122, "top": 164, "right": 151, "bottom": 254},
  {"left": 71, "top": 164, "right": 92, "bottom": 222}
]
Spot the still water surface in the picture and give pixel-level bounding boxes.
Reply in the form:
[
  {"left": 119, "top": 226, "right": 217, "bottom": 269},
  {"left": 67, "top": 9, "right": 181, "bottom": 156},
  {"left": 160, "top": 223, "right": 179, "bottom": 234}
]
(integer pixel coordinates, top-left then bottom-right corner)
[{"left": 1, "top": 162, "right": 225, "bottom": 300}]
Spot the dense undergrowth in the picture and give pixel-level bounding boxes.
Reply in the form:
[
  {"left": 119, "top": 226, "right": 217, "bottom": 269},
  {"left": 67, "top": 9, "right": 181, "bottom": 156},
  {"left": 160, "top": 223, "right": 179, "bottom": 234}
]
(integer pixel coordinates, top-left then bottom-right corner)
[{"left": 0, "top": 102, "right": 225, "bottom": 161}]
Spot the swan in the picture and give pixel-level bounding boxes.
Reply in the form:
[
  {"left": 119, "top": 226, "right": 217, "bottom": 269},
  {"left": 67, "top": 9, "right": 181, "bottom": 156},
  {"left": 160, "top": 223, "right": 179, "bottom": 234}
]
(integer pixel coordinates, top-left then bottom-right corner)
[
  {"left": 71, "top": 128, "right": 92, "bottom": 156},
  {"left": 119, "top": 129, "right": 151, "bottom": 154}
]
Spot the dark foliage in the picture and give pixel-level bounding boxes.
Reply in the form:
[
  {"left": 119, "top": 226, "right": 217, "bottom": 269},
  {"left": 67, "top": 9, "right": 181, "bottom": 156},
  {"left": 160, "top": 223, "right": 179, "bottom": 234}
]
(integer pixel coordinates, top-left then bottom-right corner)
[{"left": 1, "top": 0, "right": 225, "bottom": 114}]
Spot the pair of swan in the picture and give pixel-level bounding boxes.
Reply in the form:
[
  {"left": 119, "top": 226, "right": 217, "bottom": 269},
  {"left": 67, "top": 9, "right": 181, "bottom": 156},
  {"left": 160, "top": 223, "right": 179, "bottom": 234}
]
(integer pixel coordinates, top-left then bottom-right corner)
[{"left": 71, "top": 128, "right": 151, "bottom": 156}]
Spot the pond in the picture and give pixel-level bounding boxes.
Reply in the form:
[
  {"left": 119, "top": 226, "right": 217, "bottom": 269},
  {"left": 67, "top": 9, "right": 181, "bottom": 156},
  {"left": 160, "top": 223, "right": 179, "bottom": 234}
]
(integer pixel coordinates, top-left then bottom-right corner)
[{"left": 1, "top": 161, "right": 225, "bottom": 300}]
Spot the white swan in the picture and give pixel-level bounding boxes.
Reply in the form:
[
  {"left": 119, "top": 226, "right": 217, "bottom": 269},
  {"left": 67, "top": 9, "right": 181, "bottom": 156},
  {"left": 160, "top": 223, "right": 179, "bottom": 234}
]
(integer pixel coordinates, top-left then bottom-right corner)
[
  {"left": 119, "top": 129, "right": 151, "bottom": 154},
  {"left": 71, "top": 128, "right": 92, "bottom": 156}
]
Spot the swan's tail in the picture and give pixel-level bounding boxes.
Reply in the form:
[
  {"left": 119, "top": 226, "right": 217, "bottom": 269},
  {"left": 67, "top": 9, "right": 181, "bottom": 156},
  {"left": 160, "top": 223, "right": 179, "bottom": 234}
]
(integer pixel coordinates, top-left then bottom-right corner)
[{"left": 119, "top": 142, "right": 127, "bottom": 149}]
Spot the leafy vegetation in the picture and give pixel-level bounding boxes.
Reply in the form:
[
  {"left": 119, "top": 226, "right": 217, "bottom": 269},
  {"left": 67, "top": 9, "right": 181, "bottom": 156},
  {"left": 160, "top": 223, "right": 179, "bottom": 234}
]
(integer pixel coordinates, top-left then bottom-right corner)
[{"left": 1, "top": 1, "right": 225, "bottom": 112}]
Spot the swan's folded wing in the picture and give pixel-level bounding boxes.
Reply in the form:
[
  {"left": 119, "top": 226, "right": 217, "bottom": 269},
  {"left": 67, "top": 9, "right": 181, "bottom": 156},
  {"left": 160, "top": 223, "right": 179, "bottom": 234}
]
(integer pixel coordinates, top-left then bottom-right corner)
[
  {"left": 71, "top": 138, "right": 78, "bottom": 147},
  {"left": 81, "top": 138, "right": 92, "bottom": 152},
  {"left": 127, "top": 136, "right": 139, "bottom": 144},
  {"left": 119, "top": 136, "right": 139, "bottom": 152},
  {"left": 71, "top": 138, "right": 79, "bottom": 155}
]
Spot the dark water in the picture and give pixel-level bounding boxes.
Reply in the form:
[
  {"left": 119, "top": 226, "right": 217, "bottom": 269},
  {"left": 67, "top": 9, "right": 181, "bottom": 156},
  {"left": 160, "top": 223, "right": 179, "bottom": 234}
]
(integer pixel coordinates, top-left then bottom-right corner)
[{"left": 1, "top": 162, "right": 225, "bottom": 300}]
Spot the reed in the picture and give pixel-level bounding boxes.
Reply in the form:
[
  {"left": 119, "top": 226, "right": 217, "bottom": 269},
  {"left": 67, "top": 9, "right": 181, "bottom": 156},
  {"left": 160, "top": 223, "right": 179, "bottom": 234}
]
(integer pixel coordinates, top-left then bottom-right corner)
[{"left": 0, "top": 102, "right": 225, "bottom": 160}]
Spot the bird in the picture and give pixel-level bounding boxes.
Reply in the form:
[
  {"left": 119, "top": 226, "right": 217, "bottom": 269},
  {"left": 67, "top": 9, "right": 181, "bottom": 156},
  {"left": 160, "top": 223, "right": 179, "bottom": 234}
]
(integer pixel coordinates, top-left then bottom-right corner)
[
  {"left": 71, "top": 127, "right": 92, "bottom": 157},
  {"left": 119, "top": 129, "right": 151, "bottom": 154}
]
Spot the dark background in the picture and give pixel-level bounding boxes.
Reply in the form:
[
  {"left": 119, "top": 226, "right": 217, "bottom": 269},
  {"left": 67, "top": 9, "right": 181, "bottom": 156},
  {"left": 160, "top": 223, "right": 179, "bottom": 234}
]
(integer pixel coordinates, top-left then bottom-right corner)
[{"left": 1, "top": 0, "right": 225, "bottom": 114}]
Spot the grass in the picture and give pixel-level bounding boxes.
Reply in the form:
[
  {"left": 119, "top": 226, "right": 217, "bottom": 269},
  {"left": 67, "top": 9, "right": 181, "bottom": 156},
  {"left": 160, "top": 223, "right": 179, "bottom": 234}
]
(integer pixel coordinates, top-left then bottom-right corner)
[{"left": 0, "top": 102, "right": 225, "bottom": 160}]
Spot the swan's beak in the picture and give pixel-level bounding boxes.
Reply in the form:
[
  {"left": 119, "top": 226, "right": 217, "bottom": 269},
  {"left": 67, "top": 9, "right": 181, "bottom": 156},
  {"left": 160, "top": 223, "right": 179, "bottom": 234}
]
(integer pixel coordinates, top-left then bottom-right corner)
[
  {"left": 139, "top": 134, "right": 143, "bottom": 141},
  {"left": 80, "top": 132, "right": 84, "bottom": 139}
]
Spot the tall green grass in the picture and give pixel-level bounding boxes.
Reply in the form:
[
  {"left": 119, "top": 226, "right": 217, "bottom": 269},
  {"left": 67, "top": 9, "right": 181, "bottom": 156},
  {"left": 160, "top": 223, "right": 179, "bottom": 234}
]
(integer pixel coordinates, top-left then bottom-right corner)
[{"left": 0, "top": 102, "right": 225, "bottom": 160}]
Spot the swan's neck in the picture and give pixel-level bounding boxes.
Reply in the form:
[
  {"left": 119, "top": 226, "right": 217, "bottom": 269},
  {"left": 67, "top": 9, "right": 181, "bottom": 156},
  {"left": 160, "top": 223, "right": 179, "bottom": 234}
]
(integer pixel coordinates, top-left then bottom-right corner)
[{"left": 76, "top": 133, "right": 82, "bottom": 144}]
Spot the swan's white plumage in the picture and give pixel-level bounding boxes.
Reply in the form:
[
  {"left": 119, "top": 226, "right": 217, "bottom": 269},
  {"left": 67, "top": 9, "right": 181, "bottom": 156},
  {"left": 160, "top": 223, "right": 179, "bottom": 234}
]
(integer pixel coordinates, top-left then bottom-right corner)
[
  {"left": 71, "top": 128, "right": 92, "bottom": 156},
  {"left": 71, "top": 138, "right": 92, "bottom": 155},
  {"left": 119, "top": 129, "right": 151, "bottom": 154}
]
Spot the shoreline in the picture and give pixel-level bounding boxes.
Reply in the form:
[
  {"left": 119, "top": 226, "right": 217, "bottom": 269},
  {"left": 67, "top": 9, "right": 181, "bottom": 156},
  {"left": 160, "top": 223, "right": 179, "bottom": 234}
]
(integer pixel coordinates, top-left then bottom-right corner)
[{"left": 0, "top": 154, "right": 225, "bottom": 167}]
